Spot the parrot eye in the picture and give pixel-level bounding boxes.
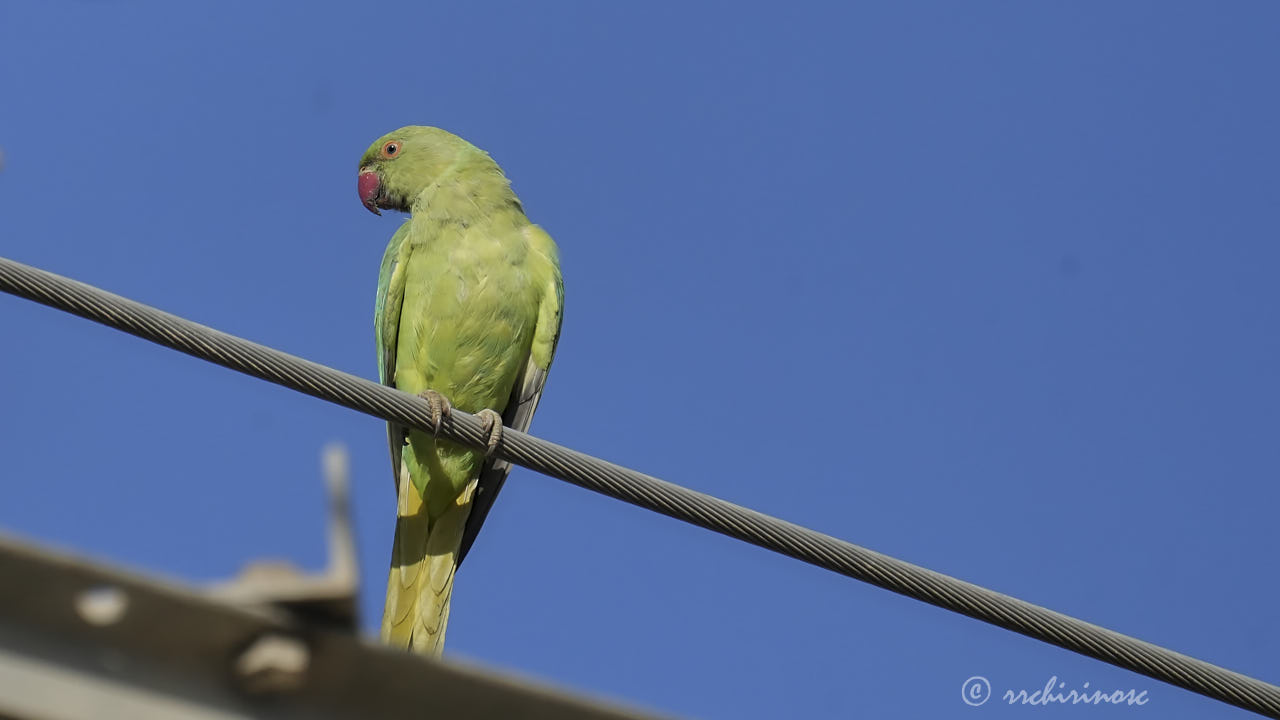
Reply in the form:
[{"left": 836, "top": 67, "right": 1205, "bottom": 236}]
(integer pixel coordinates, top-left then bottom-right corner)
[{"left": 381, "top": 141, "right": 401, "bottom": 158}]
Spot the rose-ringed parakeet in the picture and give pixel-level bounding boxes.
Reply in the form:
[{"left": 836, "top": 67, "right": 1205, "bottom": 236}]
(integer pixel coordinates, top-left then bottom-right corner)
[{"left": 358, "top": 126, "right": 563, "bottom": 655}]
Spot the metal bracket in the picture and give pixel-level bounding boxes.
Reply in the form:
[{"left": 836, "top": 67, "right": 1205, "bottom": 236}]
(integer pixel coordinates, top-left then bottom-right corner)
[{"left": 205, "top": 444, "right": 359, "bottom": 630}]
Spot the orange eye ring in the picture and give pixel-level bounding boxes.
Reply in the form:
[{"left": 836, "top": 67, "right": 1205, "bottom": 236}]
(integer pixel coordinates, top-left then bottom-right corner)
[{"left": 381, "top": 141, "right": 401, "bottom": 158}]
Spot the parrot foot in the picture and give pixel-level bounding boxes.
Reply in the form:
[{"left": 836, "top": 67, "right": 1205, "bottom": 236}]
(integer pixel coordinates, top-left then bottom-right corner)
[
  {"left": 416, "top": 390, "right": 453, "bottom": 436},
  {"left": 475, "top": 409, "right": 504, "bottom": 457}
]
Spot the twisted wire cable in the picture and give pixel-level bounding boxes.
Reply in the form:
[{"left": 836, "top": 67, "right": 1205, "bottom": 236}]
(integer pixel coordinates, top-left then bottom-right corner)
[{"left": 1, "top": 254, "right": 1277, "bottom": 718}]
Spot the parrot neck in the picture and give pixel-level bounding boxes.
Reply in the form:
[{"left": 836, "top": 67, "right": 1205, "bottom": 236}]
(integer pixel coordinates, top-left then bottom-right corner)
[{"left": 410, "top": 161, "right": 522, "bottom": 221}]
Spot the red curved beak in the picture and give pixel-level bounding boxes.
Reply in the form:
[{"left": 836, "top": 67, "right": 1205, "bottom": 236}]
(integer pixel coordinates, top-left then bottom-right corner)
[{"left": 358, "top": 170, "right": 382, "bottom": 215}]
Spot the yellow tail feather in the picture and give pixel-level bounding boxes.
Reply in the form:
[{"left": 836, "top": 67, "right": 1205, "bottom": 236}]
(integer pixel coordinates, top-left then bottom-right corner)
[{"left": 381, "top": 471, "right": 476, "bottom": 656}]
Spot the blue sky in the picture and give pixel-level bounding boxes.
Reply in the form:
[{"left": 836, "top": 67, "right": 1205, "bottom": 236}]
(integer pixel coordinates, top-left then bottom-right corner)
[{"left": 2, "top": 2, "right": 1279, "bottom": 718}]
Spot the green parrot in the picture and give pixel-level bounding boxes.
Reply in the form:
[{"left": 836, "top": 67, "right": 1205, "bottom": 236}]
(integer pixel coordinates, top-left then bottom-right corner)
[{"left": 358, "top": 126, "right": 563, "bottom": 655}]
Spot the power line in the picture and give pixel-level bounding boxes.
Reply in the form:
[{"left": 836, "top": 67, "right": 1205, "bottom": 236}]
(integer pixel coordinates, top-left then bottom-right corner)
[{"left": 1, "top": 253, "right": 1277, "bottom": 719}]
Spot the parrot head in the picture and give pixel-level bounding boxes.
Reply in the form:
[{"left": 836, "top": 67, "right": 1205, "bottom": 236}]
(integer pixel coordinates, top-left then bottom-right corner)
[{"left": 357, "top": 126, "right": 483, "bottom": 216}]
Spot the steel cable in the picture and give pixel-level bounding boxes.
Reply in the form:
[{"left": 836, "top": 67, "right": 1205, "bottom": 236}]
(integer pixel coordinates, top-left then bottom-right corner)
[{"left": 2, "top": 254, "right": 1277, "bottom": 718}]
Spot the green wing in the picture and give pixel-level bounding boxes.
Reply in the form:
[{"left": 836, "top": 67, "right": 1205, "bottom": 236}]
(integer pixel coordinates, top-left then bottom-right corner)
[{"left": 375, "top": 220, "right": 412, "bottom": 491}]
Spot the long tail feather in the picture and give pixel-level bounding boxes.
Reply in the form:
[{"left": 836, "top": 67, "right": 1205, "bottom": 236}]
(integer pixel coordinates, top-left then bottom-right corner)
[{"left": 381, "top": 469, "right": 476, "bottom": 656}]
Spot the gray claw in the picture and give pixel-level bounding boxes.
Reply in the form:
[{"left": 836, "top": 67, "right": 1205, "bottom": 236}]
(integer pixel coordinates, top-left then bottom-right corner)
[
  {"left": 475, "top": 409, "right": 504, "bottom": 457},
  {"left": 416, "top": 390, "right": 453, "bottom": 436}
]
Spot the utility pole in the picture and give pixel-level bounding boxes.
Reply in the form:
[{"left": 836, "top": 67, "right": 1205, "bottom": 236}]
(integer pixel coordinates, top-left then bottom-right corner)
[{"left": 0, "top": 445, "right": 668, "bottom": 720}]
